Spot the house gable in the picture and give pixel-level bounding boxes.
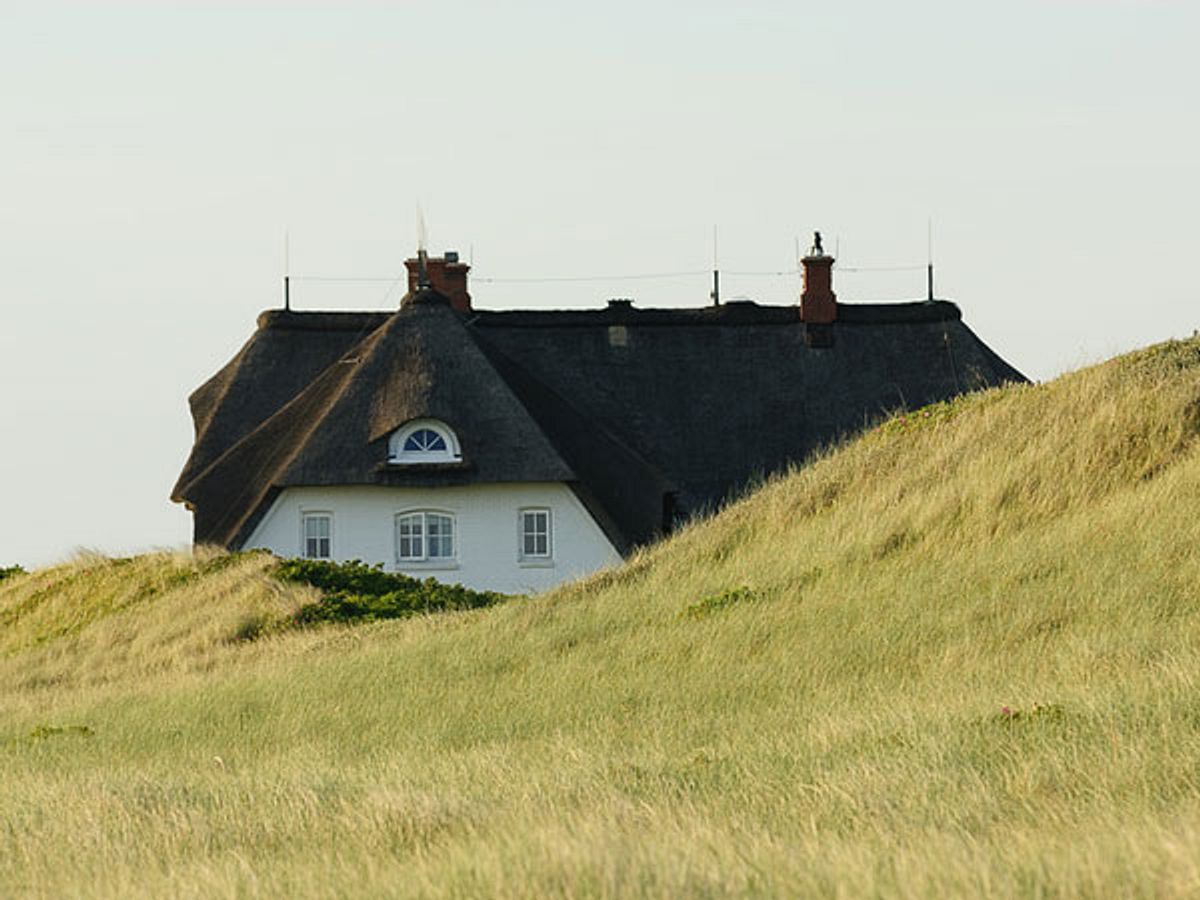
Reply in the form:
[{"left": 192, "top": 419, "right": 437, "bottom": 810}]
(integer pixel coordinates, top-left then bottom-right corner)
[{"left": 173, "top": 290, "right": 582, "bottom": 549}]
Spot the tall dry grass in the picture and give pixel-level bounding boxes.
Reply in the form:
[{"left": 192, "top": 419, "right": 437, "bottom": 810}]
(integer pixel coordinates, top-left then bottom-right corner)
[{"left": 5, "top": 339, "right": 1200, "bottom": 897}]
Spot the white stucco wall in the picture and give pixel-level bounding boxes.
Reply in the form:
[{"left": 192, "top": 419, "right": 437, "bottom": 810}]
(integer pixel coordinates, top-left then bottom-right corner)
[{"left": 242, "top": 482, "right": 622, "bottom": 594}]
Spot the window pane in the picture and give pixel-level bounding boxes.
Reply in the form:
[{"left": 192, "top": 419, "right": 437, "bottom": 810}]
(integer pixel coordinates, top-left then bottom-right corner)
[
  {"left": 398, "top": 514, "right": 423, "bottom": 560},
  {"left": 303, "top": 515, "right": 331, "bottom": 558},
  {"left": 403, "top": 429, "right": 447, "bottom": 453},
  {"left": 521, "top": 510, "right": 550, "bottom": 558},
  {"left": 398, "top": 512, "right": 454, "bottom": 562},
  {"left": 427, "top": 514, "right": 454, "bottom": 558}
]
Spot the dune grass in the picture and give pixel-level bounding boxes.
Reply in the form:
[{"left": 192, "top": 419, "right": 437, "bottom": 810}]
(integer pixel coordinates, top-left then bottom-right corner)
[{"left": 5, "top": 339, "right": 1200, "bottom": 897}]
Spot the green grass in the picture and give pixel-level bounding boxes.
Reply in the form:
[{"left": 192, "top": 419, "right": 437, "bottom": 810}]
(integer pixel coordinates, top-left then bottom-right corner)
[{"left": 5, "top": 339, "right": 1200, "bottom": 897}]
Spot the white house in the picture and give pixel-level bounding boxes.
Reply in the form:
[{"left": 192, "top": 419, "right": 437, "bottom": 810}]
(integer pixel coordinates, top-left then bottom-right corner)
[{"left": 172, "top": 244, "right": 1024, "bottom": 593}]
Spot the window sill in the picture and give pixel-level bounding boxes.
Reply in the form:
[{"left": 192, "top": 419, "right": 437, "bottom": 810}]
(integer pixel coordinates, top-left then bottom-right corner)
[
  {"left": 378, "top": 460, "right": 470, "bottom": 471},
  {"left": 396, "top": 561, "right": 461, "bottom": 572}
]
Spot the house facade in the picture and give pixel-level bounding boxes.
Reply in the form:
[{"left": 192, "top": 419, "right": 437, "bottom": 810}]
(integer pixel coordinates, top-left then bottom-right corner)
[
  {"left": 243, "top": 483, "right": 619, "bottom": 595},
  {"left": 172, "top": 243, "right": 1025, "bottom": 593}
]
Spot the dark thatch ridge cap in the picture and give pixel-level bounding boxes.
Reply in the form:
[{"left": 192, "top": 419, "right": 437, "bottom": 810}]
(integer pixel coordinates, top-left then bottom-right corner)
[
  {"left": 469, "top": 299, "right": 961, "bottom": 328},
  {"left": 252, "top": 289, "right": 455, "bottom": 333},
  {"left": 836, "top": 300, "right": 961, "bottom": 324},
  {"left": 253, "top": 299, "right": 961, "bottom": 334},
  {"left": 257, "top": 309, "right": 393, "bottom": 332}
]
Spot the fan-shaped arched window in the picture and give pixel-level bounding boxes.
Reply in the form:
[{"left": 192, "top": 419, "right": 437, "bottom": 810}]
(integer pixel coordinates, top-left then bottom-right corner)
[
  {"left": 403, "top": 428, "right": 447, "bottom": 453},
  {"left": 388, "top": 419, "right": 461, "bottom": 464}
]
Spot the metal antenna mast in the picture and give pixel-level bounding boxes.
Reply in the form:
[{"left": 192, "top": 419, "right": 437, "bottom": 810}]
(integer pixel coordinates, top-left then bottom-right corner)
[
  {"left": 710, "top": 225, "right": 720, "bottom": 306},
  {"left": 927, "top": 218, "right": 935, "bottom": 301},
  {"left": 283, "top": 230, "right": 291, "bottom": 311}
]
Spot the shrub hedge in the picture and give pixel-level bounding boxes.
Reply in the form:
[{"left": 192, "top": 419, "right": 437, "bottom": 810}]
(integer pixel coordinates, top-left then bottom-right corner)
[{"left": 275, "top": 558, "right": 508, "bottom": 625}]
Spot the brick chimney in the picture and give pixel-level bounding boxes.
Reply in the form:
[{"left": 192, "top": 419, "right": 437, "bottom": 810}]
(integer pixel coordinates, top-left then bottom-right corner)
[
  {"left": 799, "top": 232, "right": 837, "bottom": 324},
  {"left": 404, "top": 250, "right": 472, "bottom": 312}
]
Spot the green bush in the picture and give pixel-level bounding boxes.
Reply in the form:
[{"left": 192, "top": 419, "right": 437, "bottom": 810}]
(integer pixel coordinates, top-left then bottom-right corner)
[
  {"left": 275, "top": 558, "right": 508, "bottom": 626},
  {"left": 0, "top": 565, "right": 25, "bottom": 583}
]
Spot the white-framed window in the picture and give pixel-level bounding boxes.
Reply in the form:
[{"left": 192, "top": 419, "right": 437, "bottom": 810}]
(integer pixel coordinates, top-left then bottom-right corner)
[
  {"left": 396, "top": 510, "right": 456, "bottom": 563},
  {"left": 388, "top": 419, "right": 462, "bottom": 465},
  {"left": 301, "top": 512, "right": 332, "bottom": 560},
  {"left": 519, "top": 508, "right": 552, "bottom": 561}
]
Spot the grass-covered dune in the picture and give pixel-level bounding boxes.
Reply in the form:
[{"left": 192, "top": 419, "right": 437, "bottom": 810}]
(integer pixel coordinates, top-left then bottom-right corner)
[{"left": 6, "top": 339, "right": 1200, "bottom": 897}]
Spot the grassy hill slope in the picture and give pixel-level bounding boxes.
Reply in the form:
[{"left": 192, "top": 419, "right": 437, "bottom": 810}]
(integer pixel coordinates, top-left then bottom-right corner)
[{"left": 5, "top": 339, "right": 1200, "bottom": 897}]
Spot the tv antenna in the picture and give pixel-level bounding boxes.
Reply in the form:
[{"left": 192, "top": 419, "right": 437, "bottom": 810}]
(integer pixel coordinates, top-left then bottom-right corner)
[
  {"left": 283, "top": 229, "right": 291, "bottom": 311},
  {"left": 927, "top": 218, "right": 935, "bottom": 301},
  {"left": 710, "top": 225, "right": 720, "bottom": 306}
]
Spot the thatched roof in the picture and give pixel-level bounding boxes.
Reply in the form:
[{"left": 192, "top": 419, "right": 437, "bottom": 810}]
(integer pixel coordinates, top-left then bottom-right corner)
[{"left": 173, "top": 292, "right": 1025, "bottom": 552}]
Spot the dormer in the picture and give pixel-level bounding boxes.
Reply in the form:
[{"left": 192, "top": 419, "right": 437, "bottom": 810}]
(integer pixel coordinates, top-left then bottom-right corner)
[{"left": 387, "top": 418, "right": 462, "bottom": 465}]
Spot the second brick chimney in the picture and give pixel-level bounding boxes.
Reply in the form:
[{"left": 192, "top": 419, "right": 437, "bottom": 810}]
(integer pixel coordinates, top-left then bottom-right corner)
[
  {"left": 799, "top": 232, "right": 837, "bottom": 325},
  {"left": 404, "top": 250, "right": 472, "bottom": 312}
]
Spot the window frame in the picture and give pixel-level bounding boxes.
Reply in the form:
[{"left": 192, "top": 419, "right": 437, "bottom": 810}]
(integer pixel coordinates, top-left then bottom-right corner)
[
  {"left": 387, "top": 419, "right": 462, "bottom": 465},
  {"left": 395, "top": 509, "right": 458, "bottom": 567},
  {"left": 300, "top": 511, "right": 333, "bottom": 560},
  {"left": 518, "top": 507, "right": 554, "bottom": 566}
]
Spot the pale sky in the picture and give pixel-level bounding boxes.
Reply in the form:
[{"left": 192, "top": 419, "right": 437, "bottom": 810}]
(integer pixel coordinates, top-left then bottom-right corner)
[{"left": 2, "top": 1, "right": 1197, "bottom": 567}]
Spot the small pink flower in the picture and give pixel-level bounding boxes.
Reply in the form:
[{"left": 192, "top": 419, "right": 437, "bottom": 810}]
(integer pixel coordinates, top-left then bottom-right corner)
[{"left": 1001, "top": 706, "right": 1012, "bottom": 716}]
